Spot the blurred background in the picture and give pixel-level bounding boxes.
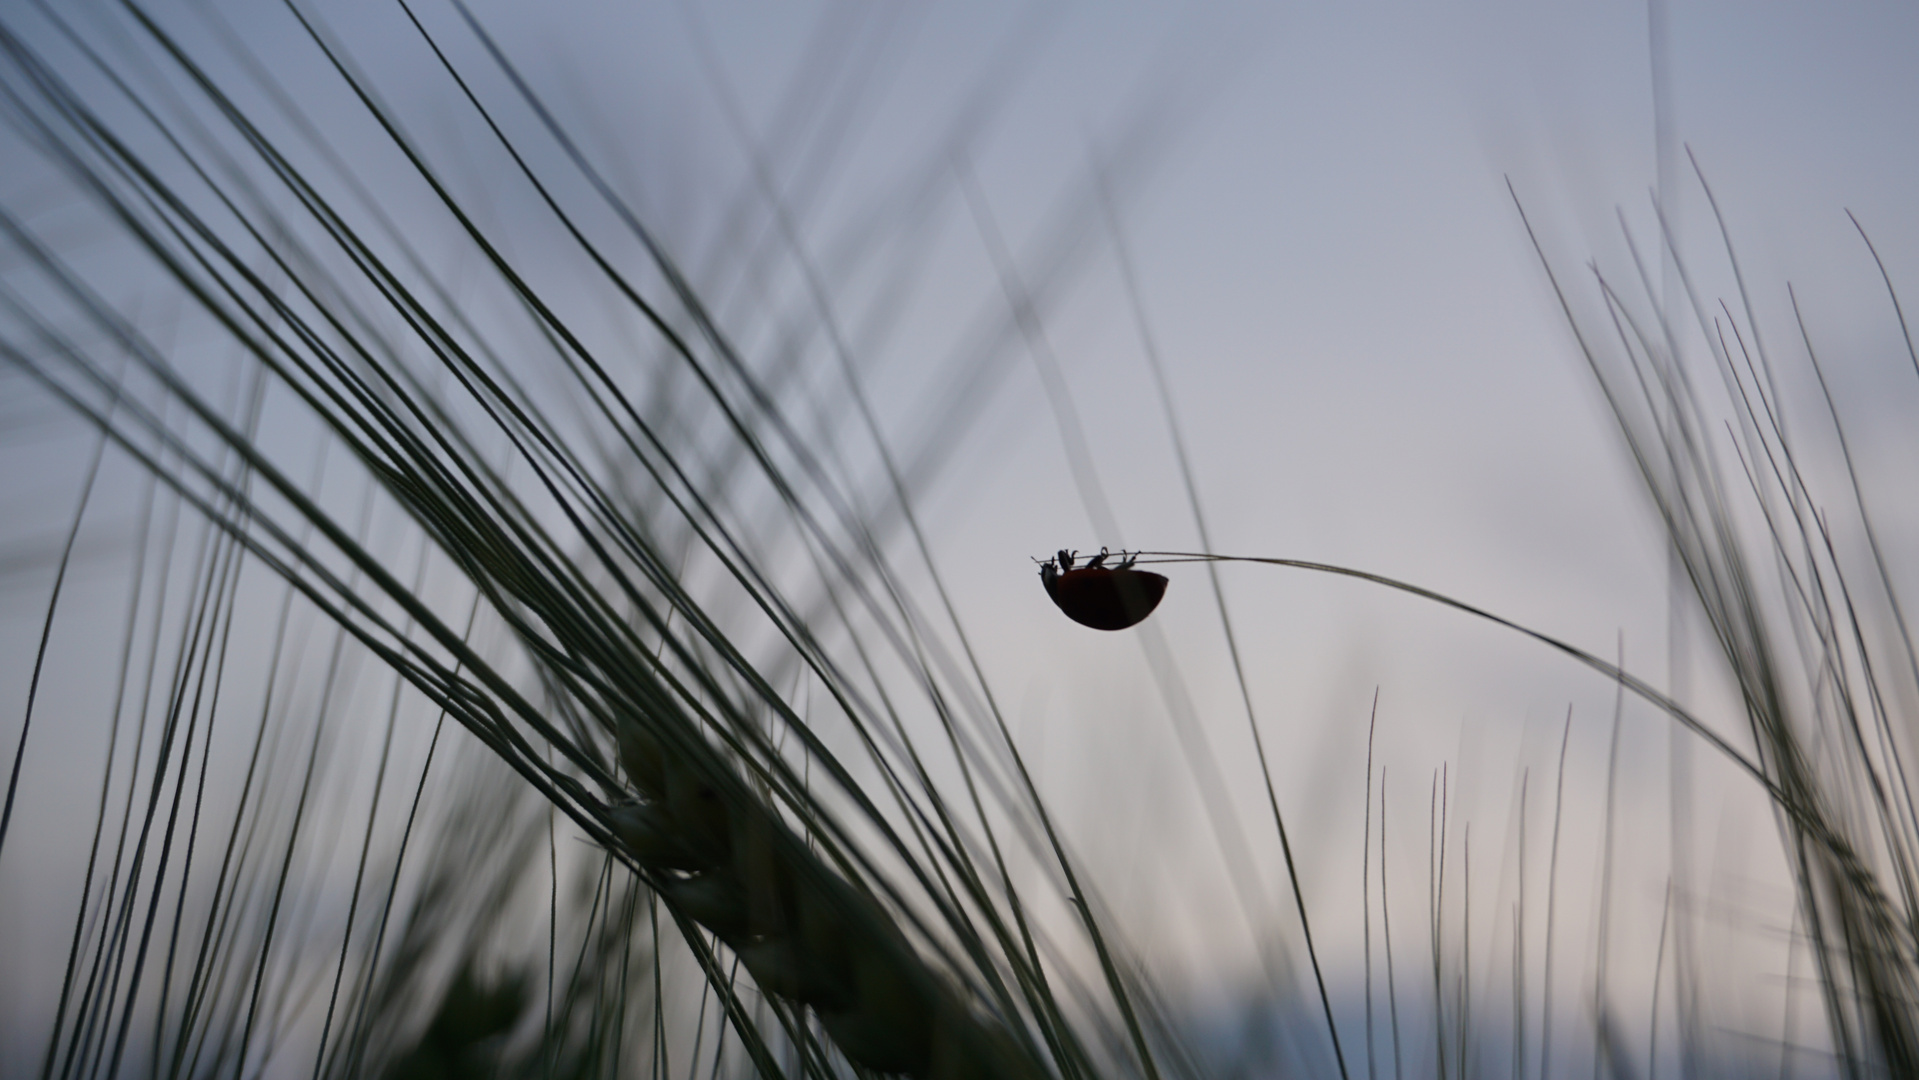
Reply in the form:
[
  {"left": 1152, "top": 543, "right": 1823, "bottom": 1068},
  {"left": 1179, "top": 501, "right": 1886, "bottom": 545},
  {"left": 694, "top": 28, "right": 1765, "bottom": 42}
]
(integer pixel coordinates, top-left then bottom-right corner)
[{"left": 3, "top": 1, "right": 1917, "bottom": 1076}]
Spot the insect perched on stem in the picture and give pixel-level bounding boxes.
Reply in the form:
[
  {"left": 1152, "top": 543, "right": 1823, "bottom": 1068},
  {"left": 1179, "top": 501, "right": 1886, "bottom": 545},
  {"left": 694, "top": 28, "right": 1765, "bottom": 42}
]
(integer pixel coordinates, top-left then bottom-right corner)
[{"left": 1037, "top": 548, "right": 1168, "bottom": 630}]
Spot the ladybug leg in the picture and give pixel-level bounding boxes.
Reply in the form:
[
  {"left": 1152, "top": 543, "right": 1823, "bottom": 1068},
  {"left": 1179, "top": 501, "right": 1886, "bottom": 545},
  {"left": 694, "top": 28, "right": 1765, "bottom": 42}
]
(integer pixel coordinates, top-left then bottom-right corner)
[
  {"left": 1056, "top": 549, "right": 1077, "bottom": 572},
  {"left": 1087, "top": 547, "right": 1110, "bottom": 569},
  {"left": 1116, "top": 550, "right": 1138, "bottom": 571}
]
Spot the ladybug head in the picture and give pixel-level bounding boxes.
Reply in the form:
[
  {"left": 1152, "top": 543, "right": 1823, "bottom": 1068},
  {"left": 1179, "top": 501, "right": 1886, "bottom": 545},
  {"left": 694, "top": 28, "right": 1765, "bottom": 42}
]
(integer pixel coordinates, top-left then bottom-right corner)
[{"left": 1038, "top": 556, "right": 1059, "bottom": 587}]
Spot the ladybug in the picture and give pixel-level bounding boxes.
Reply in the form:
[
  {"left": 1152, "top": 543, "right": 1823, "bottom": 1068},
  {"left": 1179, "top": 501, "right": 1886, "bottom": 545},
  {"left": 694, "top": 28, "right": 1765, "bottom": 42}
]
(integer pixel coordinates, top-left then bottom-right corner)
[{"left": 1038, "top": 548, "right": 1168, "bottom": 630}]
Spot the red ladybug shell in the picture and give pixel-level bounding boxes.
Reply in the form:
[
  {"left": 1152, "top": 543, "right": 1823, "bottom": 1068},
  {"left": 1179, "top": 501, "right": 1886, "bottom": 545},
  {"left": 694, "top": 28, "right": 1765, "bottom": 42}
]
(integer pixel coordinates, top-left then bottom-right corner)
[{"left": 1043, "top": 566, "right": 1168, "bottom": 630}]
